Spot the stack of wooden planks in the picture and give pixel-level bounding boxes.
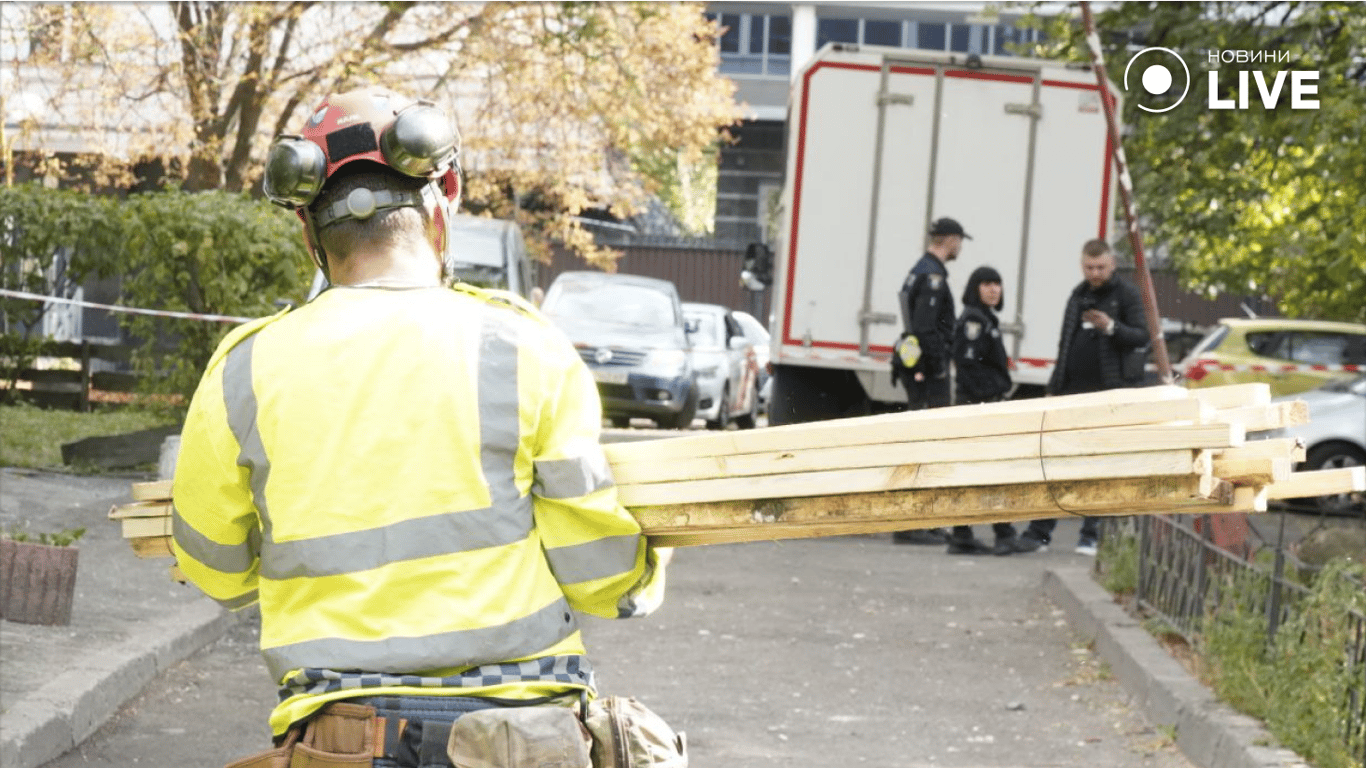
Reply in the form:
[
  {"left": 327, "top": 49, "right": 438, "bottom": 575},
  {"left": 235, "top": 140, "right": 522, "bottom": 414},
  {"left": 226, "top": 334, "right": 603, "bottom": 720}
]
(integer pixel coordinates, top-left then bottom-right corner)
[{"left": 112, "top": 383, "right": 1364, "bottom": 558}]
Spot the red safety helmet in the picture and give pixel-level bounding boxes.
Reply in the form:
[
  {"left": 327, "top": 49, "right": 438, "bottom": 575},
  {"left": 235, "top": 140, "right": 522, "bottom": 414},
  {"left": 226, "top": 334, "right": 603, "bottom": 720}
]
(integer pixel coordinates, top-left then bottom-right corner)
[{"left": 263, "top": 87, "right": 462, "bottom": 276}]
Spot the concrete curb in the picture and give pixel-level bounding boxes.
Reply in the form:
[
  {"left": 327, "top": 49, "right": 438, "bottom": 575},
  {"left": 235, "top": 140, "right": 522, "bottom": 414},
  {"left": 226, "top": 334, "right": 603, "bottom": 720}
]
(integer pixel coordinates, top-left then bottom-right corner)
[
  {"left": 1043, "top": 566, "right": 1312, "bottom": 768},
  {"left": 0, "top": 598, "right": 239, "bottom": 768}
]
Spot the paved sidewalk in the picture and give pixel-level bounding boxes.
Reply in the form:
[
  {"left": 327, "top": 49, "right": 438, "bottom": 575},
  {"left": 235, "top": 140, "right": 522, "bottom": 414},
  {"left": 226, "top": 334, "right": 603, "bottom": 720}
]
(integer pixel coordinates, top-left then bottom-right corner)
[
  {"left": 1, "top": 466, "right": 1310, "bottom": 768},
  {"left": 1, "top": 468, "right": 239, "bottom": 768}
]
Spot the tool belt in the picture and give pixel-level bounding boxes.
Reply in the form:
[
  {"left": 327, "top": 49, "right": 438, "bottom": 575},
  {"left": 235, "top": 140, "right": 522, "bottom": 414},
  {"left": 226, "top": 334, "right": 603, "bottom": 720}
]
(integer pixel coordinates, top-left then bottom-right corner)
[
  {"left": 224, "top": 701, "right": 381, "bottom": 768},
  {"left": 224, "top": 694, "right": 686, "bottom": 768}
]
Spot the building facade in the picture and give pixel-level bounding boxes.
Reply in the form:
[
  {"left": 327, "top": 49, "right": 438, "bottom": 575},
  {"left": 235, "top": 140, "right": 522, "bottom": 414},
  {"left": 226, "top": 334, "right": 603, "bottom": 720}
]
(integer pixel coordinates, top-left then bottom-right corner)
[{"left": 705, "top": 2, "right": 1046, "bottom": 244}]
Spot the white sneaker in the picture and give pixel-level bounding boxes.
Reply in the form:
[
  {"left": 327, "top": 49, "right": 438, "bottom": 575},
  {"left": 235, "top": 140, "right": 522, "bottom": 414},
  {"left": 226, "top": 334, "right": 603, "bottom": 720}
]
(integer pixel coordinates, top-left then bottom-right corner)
[{"left": 1075, "top": 537, "right": 1098, "bottom": 556}]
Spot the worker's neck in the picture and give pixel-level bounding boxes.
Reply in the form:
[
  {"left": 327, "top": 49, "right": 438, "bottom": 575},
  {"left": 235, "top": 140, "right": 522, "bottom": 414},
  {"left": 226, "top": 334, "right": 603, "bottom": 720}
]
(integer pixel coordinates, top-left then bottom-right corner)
[{"left": 329, "top": 246, "right": 440, "bottom": 288}]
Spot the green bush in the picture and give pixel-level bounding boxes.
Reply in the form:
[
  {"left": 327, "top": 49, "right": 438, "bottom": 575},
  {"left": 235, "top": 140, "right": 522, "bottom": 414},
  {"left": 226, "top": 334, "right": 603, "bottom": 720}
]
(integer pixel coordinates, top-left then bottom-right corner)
[
  {"left": 1, "top": 183, "right": 310, "bottom": 414},
  {"left": 112, "top": 189, "right": 310, "bottom": 410},
  {"left": 1102, "top": 524, "right": 1366, "bottom": 768}
]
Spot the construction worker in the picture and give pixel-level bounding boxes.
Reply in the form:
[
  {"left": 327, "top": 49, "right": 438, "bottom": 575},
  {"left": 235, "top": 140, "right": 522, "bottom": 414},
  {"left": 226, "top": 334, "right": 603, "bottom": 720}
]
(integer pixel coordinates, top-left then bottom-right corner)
[{"left": 171, "top": 87, "right": 670, "bottom": 767}]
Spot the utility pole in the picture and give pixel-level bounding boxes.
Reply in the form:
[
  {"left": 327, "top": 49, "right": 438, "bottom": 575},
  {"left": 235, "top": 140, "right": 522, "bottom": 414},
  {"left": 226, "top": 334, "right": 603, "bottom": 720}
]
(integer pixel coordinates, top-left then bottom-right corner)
[{"left": 1078, "top": 1, "right": 1174, "bottom": 384}]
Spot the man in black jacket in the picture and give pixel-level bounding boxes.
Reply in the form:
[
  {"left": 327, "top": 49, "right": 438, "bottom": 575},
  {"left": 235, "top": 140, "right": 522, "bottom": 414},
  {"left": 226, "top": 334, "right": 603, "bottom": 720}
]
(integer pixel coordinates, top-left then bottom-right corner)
[
  {"left": 1022, "top": 239, "right": 1149, "bottom": 555},
  {"left": 892, "top": 217, "right": 968, "bottom": 546}
]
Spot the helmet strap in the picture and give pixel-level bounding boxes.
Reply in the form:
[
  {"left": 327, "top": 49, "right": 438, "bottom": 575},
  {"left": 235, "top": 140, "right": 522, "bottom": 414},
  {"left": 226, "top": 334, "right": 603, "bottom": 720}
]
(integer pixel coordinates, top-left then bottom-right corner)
[{"left": 301, "top": 208, "right": 332, "bottom": 285}]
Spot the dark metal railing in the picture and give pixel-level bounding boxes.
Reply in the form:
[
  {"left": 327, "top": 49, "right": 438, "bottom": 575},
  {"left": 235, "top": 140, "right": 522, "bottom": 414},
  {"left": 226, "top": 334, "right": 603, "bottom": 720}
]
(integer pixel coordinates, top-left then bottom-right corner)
[{"left": 1125, "top": 514, "right": 1365, "bottom": 767}]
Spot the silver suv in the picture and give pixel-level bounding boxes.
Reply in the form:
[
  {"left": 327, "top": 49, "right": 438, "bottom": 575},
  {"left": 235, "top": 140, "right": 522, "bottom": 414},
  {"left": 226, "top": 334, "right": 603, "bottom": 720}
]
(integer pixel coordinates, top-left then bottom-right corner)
[{"left": 540, "top": 271, "right": 698, "bottom": 429}]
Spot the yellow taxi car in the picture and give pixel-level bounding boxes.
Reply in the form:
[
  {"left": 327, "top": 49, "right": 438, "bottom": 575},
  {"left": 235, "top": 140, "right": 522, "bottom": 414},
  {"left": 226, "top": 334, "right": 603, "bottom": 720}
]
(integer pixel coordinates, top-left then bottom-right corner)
[{"left": 1179, "top": 318, "right": 1366, "bottom": 397}]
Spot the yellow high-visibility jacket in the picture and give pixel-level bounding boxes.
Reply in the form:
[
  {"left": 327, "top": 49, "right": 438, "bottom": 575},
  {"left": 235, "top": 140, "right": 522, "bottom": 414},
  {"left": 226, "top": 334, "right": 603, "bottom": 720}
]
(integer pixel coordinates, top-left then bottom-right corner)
[{"left": 172, "top": 285, "right": 665, "bottom": 736}]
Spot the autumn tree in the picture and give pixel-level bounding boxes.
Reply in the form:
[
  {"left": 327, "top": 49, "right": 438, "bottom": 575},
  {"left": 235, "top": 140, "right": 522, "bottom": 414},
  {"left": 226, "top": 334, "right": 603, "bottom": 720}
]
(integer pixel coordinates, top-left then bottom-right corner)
[
  {"left": 3, "top": 2, "right": 740, "bottom": 266},
  {"left": 1021, "top": 2, "right": 1366, "bottom": 323}
]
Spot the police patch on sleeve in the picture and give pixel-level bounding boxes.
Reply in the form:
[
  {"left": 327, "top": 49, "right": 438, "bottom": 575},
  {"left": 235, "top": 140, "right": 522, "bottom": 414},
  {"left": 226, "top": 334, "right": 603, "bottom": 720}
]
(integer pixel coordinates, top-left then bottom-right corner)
[{"left": 965, "top": 321, "right": 982, "bottom": 341}]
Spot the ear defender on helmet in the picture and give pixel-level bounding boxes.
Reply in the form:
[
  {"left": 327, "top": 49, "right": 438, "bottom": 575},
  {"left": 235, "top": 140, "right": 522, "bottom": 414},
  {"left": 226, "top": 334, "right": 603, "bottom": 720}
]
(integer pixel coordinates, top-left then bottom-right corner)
[{"left": 262, "top": 88, "right": 462, "bottom": 278}]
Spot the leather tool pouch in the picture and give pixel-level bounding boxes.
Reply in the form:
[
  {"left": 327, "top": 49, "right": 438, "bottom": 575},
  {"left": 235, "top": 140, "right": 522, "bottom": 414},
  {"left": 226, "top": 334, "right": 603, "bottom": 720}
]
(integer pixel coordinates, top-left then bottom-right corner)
[
  {"left": 582, "top": 696, "right": 687, "bottom": 768},
  {"left": 224, "top": 702, "right": 378, "bottom": 768},
  {"left": 446, "top": 706, "right": 592, "bottom": 768}
]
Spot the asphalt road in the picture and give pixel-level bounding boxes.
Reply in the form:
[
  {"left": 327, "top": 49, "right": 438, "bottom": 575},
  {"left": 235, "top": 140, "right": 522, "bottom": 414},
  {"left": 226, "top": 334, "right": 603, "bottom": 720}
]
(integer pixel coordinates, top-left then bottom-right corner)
[{"left": 41, "top": 532, "right": 1194, "bottom": 768}]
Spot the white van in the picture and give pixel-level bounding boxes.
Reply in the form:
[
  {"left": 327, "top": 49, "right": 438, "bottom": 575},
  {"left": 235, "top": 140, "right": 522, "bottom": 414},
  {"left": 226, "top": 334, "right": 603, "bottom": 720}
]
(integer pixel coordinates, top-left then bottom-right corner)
[{"left": 307, "top": 214, "right": 535, "bottom": 300}]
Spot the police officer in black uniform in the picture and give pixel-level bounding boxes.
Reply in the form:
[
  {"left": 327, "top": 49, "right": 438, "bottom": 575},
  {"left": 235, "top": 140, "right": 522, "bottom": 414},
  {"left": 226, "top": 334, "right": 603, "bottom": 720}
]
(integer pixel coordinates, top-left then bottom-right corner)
[
  {"left": 891, "top": 217, "right": 968, "bottom": 545},
  {"left": 898, "top": 217, "right": 968, "bottom": 410},
  {"left": 945, "top": 266, "right": 1042, "bottom": 555}
]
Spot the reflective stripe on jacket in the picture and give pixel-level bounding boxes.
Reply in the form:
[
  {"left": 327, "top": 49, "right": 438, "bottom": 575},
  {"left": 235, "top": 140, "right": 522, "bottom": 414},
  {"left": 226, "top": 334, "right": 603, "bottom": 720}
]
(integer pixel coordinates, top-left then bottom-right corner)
[{"left": 171, "top": 285, "right": 662, "bottom": 735}]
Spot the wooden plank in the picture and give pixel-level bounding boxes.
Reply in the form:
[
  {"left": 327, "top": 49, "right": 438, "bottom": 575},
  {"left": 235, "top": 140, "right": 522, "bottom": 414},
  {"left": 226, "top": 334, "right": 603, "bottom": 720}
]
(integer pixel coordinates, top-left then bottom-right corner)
[
  {"left": 109, "top": 501, "right": 173, "bottom": 520},
  {"left": 638, "top": 475, "right": 1233, "bottom": 547},
  {"left": 121, "top": 516, "right": 173, "bottom": 539},
  {"left": 129, "top": 536, "right": 173, "bottom": 558},
  {"left": 1214, "top": 438, "right": 1305, "bottom": 463},
  {"left": 131, "top": 480, "right": 174, "bottom": 502},
  {"left": 605, "top": 397, "right": 1211, "bottom": 467},
  {"left": 1232, "top": 485, "right": 1269, "bottom": 513},
  {"left": 1212, "top": 457, "right": 1292, "bottom": 486},
  {"left": 1266, "top": 467, "right": 1366, "bottom": 500},
  {"left": 610, "top": 423, "right": 1241, "bottom": 486},
  {"left": 1186, "top": 383, "right": 1271, "bottom": 410},
  {"left": 616, "top": 449, "right": 1204, "bottom": 507},
  {"left": 634, "top": 474, "right": 1228, "bottom": 532},
  {"left": 1212, "top": 401, "right": 1309, "bottom": 432}
]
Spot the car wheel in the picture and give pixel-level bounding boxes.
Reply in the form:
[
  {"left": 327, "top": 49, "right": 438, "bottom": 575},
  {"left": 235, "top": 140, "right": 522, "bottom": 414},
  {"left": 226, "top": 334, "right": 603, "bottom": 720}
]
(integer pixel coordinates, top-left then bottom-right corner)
[
  {"left": 1303, "top": 441, "right": 1366, "bottom": 515},
  {"left": 735, "top": 383, "right": 760, "bottom": 430},
  {"left": 706, "top": 386, "right": 731, "bottom": 430}
]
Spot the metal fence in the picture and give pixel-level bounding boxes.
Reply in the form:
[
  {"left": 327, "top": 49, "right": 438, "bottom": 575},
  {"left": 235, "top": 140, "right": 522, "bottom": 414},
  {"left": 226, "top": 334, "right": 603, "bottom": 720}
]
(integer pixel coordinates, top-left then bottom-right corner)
[{"left": 1126, "top": 514, "right": 1366, "bottom": 766}]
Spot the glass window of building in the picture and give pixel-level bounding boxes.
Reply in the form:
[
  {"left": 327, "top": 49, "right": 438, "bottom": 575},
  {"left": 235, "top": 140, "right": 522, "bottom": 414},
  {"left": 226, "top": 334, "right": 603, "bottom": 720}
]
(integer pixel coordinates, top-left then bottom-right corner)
[
  {"left": 769, "top": 14, "right": 791, "bottom": 55},
  {"left": 816, "top": 18, "right": 859, "bottom": 47},
  {"left": 949, "top": 24, "right": 971, "bottom": 52},
  {"left": 711, "top": 12, "right": 792, "bottom": 77},
  {"left": 718, "top": 13, "right": 741, "bottom": 53},
  {"left": 863, "top": 20, "right": 902, "bottom": 47},
  {"left": 917, "top": 22, "right": 946, "bottom": 51},
  {"left": 993, "top": 24, "right": 1017, "bottom": 55}
]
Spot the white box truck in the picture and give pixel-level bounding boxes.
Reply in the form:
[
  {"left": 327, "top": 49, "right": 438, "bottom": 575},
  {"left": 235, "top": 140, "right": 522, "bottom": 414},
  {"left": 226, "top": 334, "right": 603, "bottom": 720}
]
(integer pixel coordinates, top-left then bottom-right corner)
[{"left": 766, "top": 44, "right": 1120, "bottom": 425}]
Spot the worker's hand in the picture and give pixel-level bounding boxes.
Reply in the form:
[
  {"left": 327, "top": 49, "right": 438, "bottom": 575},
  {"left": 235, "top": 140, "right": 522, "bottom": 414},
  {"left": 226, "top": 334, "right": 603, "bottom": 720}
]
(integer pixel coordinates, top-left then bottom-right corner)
[
  {"left": 1082, "top": 309, "right": 1113, "bottom": 332},
  {"left": 651, "top": 545, "right": 674, "bottom": 570}
]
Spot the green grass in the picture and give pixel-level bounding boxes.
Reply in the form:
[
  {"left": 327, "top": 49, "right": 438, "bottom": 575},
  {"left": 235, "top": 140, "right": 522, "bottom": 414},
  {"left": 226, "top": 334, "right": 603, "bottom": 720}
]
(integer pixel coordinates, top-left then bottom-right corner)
[{"left": 0, "top": 403, "right": 172, "bottom": 470}]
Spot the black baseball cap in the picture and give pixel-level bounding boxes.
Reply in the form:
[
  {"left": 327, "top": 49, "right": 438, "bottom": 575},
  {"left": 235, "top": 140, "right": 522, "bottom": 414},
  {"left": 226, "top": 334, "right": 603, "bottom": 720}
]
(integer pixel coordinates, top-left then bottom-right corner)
[{"left": 929, "top": 217, "right": 972, "bottom": 239}]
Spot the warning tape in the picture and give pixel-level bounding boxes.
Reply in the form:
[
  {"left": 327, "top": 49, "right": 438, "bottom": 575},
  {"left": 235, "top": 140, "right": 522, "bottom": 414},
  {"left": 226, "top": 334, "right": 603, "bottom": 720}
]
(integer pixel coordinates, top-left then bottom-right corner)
[
  {"left": 1185, "top": 359, "right": 1363, "bottom": 377},
  {"left": 0, "top": 288, "right": 254, "bottom": 324}
]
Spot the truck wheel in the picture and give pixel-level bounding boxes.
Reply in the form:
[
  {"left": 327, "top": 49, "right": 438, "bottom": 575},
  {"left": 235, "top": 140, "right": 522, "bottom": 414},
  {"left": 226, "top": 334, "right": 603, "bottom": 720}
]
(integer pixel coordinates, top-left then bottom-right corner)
[{"left": 768, "top": 364, "right": 872, "bottom": 426}]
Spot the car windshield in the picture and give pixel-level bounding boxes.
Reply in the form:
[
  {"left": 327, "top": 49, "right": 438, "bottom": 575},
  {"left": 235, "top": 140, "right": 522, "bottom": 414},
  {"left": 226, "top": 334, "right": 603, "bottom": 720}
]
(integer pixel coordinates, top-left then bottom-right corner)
[
  {"left": 685, "top": 311, "right": 725, "bottom": 347},
  {"left": 447, "top": 228, "right": 504, "bottom": 268},
  {"left": 543, "top": 279, "right": 676, "bottom": 330}
]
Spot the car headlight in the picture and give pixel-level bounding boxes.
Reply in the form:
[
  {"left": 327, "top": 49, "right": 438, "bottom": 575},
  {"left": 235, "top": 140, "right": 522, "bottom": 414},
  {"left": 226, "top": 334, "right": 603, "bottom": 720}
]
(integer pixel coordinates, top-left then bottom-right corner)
[{"left": 696, "top": 365, "right": 719, "bottom": 378}]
